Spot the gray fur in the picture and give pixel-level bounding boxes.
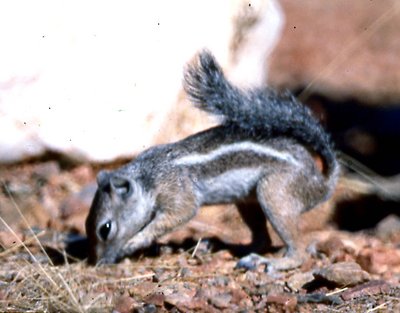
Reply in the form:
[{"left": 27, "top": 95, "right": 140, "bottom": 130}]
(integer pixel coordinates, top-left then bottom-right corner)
[
  {"left": 184, "top": 50, "right": 337, "bottom": 177},
  {"left": 85, "top": 51, "right": 339, "bottom": 267}
]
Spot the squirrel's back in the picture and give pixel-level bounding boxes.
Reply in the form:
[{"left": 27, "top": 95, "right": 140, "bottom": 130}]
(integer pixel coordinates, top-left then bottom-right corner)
[{"left": 183, "top": 50, "right": 338, "bottom": 181}]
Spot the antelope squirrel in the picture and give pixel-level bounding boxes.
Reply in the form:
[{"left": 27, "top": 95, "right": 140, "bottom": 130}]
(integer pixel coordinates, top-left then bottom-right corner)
[{"left": 85, "top": 50, "right": 340, "bottom": 270}]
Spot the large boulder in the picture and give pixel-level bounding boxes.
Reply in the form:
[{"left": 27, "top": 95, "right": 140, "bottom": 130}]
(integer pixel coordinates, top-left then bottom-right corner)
[{"left": 0, "top": 0, "right": 284, "bottom": 163}]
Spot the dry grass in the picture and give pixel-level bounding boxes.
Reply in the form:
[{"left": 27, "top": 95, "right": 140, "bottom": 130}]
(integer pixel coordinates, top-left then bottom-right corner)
[
  {"left": 0, "top": 241, "right": 157, "bottom": 312},
  {"left": 0, "top": 180, "right": 153, "bottom": 313}
]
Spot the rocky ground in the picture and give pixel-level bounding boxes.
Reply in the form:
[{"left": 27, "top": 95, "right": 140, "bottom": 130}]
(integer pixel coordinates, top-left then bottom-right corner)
[
  {"left": 1, "top": 1, "right": 400, "bottom": 312},
  {"left": 0, "top": 157, "right": 399, "bottom": 313}
]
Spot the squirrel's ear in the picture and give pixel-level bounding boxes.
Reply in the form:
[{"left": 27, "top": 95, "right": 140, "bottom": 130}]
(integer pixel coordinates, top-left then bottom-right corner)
[
  {"left": 109, "top": 176, "right": 134, "bottom": 198},
  {"left": 96, "top": 171, "right": 134, "bottom": 198},
  {"left": 97, "top": 170, "right": 110, "bottom": 188}
]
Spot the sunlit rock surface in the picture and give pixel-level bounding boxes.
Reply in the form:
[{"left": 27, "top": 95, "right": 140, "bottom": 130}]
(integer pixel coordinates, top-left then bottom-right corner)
[{"left": 0, "top": 0, "right": 283, "bottom": 163}]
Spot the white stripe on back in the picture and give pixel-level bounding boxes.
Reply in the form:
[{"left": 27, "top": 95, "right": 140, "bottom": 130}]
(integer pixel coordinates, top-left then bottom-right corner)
[{"left": 173, "top": 141, "right": 300, "bottom": 166}]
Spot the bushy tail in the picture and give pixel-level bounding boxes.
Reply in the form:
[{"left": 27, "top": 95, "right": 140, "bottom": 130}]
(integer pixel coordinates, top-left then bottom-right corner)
[{"left": 184, "top": 50, "right": 339, "bottom": 186}]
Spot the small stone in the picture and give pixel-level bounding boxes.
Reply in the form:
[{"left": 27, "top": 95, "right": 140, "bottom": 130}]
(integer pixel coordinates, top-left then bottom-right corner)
[
  {"left": 164, "top": 293, "right": 193, "bottom": 310},
  {"left": 315, "top": 236, "right": 356, "bottom": 262},
  {"left": 142, "top": 304, "right": 157, "bottom": 313},
  {"left": 179, "top": 267, "right": 192, "bottom": 278},
  {"left": 207, "top": 275, "right": 229, "bottom": 287},
  {"left": 144, "top": 292, "right": 165, "bottom": 307},
  {"left": 341, "top": 280, "right": 391, "bottom": 301},
  {"left": 314, "top": 261, "right": 370, "bottom": 287},
  {"left": 287, "top": 271, "right": 315, "bottom": 291},
  {"left": 297, "top": 293, "right": 343, "bottom": 305},
  {"left": 375, "top": 214, "right": 400, "bottom": 241},
  {"left": 357, "top": 247, "right": 400, "bottom": 274},
  {"left": 133, "top": 281, "right": 156, "bottom": 298},
  {"left": 316, "top": 237, "right": 345, "bottom": 256},
  {"left": 209, "top": 292, "right": 232, "bottom": 309},
  {"left": 265, "top": 294, "right": 297, "bottom": 313},
  {"left": 113, "top": 295, "right": 137, "bottom": 313},
  {"left": 230, "top": 287, "right": 250, "bottom": 306}
]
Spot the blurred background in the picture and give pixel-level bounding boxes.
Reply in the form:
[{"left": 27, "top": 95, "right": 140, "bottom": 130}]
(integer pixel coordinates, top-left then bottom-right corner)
[
  {"left": 1, "top": 0, "right": 400, "bottom": 242},
  {"left": 1, "top": 0, "right": 400, "bottom": 174},
  {"left": 269, "top": 0, "right": 400, "bottom": 177}
]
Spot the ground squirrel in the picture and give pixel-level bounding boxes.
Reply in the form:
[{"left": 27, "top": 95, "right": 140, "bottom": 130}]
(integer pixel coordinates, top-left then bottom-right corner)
[{"left": 85, "top": 50, "right": 340, "bottom": 270}]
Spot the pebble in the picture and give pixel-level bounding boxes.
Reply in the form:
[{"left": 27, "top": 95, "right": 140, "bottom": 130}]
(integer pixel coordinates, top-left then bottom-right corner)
[
  {"left": 287, "top": 271, "right": 315, "bottom": 291},
  {"left": 313, "top": 261, "right": 370, "bottom": 287},
  {"left": 265, "top": 294, "right": 297, "bottom": 313},
  {"left": 112, "top": 295, "right": 137, "bottom": 313},
  {"left": 375, "top": 214, "right": 400, "bottom": 241},
  {"left": 357, "top": 246, "right": 400, "bottom": 274},
  {"left": 341, "top": 280, "right": 391, "bottom": 301}
]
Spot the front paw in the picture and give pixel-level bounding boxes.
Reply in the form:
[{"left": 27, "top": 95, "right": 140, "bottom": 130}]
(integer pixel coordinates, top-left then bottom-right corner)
[{"left": 122, "top": 235, "right": 153, "bottom": 257}]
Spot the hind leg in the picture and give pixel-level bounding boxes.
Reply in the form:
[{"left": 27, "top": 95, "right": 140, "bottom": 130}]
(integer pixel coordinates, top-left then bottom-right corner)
[{"left": 237, "top": 171, "right": 309, "bottom": 272}]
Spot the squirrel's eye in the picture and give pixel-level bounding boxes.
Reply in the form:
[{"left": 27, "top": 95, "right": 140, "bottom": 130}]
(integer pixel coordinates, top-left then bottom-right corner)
[{"left": 99, "top": 220, "right": 112, "bottom": 241}]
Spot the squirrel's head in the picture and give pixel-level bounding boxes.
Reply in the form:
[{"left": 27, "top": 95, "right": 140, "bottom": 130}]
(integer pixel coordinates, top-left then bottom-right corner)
[{"left": 85, "top": 170, "right": 154, "bottom": 264}]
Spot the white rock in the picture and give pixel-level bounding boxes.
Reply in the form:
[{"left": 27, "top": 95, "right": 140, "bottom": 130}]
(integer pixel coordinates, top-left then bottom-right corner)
[{"left": 0, "top": 0, "right": 284, "bottom": 163}]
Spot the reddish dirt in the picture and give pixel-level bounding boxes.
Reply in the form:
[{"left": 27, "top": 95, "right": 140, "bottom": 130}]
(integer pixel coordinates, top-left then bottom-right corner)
[{"left": 0, "top": 160, "right": 399, "bottom": 312}]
